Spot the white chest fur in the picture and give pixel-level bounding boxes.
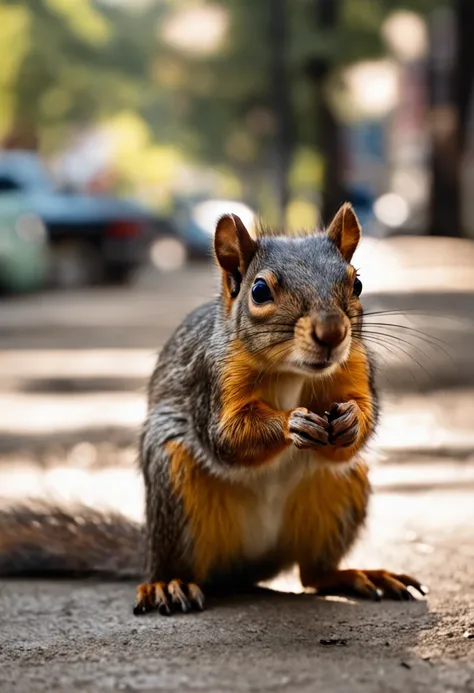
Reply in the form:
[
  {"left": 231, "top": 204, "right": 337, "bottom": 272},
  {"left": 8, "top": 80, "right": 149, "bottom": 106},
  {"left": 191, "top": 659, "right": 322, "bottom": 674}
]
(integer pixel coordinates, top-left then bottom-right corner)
[
  {"left": 270, "top": 372, "right": 306, "bottom": 411},
  {"left": 239, "top": 373, "right": 318, "bottom": 560},
  {"left": 239, "top": 447, "right": 312, "bottom": 560}
]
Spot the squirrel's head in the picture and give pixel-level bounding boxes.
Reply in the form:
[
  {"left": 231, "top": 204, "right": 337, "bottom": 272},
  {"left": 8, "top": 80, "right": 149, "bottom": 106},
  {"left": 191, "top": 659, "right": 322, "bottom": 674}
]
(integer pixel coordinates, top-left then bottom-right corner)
[{"left": 214, "top": 203, "right": 363, "bottom": 376}]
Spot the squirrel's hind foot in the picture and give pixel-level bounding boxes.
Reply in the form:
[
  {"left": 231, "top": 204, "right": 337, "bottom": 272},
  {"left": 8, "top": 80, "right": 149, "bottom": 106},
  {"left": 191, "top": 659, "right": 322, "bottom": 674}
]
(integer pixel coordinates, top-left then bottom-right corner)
[
  {"left": 133, "top": 580, "right": 205, "bottom": 616},
  {"left": 303, "top": 569, "right": 427, "bottom": 602}
]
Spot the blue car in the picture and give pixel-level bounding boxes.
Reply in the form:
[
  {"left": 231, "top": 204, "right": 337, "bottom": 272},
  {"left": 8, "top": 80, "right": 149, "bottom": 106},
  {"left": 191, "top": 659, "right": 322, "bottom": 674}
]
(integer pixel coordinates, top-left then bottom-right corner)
[
  {"left": 0, "top": 151, "right": 155, "bottom": 286},
  {"left": 0, "top": 195, "right": 49, "bottom": 293}
]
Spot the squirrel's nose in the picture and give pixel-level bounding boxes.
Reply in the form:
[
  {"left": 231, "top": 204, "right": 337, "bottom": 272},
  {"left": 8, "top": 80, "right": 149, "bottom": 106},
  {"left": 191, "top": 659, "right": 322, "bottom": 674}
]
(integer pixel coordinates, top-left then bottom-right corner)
[{"left": 312, "top": 312, "right": 347, "bottom": 349}]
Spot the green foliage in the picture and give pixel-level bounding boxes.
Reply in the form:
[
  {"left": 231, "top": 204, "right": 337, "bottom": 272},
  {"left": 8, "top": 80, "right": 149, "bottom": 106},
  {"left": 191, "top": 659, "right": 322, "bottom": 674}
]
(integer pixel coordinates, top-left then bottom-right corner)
[{"left": 0, "top": 0, "right": 443, "bottom": 206}]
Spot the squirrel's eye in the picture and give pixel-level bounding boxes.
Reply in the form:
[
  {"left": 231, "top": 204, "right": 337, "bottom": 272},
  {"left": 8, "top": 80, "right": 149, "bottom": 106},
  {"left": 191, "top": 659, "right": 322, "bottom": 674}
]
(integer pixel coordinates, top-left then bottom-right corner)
[
  {"left": 353, "top": 277, "right": 363, "bottom": 297},
  {"left": 251, "top": 278, "right": 273, "bottom": 304}
]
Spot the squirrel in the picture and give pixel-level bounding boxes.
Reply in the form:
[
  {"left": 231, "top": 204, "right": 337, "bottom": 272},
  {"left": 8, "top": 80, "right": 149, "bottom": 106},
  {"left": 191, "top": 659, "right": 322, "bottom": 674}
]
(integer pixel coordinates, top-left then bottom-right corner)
[
  {"left": 0, "top": 203, "right": 426, "bottom": 613},
  {"left": 134, "top": 202, "right": 426, "bottom": 614}
]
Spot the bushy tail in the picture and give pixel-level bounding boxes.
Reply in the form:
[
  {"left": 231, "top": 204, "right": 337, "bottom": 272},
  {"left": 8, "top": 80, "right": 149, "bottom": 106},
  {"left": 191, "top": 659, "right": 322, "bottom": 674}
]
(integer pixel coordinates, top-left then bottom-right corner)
[{"left": 0, "top": 504, "right": 144, "bottom": 579}]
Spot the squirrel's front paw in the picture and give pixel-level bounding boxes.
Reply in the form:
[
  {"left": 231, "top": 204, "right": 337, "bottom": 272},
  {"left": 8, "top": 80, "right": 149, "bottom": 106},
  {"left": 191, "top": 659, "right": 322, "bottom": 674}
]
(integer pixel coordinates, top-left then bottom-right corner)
[
  {"left": 327, "top": 401, "right": 360, "bottom": 447},
  {"left": 288, "top": 408, "right": 329, "bottom": 449}
]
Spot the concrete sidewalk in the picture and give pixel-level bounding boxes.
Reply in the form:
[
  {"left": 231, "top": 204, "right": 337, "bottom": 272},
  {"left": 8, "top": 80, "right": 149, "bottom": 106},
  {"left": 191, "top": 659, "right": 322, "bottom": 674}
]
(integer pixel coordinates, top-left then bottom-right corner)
[{"left": 1, "top": 487, "right": 473, "bottom": 693}]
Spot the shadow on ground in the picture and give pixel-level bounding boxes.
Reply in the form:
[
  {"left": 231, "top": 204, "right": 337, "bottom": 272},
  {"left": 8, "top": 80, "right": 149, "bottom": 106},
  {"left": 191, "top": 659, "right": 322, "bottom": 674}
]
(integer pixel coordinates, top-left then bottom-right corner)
[{"left": 1, "top": 581, "right": 451, "bottom": 693}]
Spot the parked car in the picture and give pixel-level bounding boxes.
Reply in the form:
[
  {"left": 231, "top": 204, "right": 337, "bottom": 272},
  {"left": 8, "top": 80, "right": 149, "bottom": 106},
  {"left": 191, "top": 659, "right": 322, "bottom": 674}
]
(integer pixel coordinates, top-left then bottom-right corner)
[
  {"left": 0, "top": 195, "right": 49, "bottom": 293},
  {"left": 0, "top": 151, "right": 156, "bottom": 286},
  {"left": 147, "top": 214, "right": 188, "bottom": 272},
  {"left": 172, "top": 196, "right": 256, "bottom": 258}
]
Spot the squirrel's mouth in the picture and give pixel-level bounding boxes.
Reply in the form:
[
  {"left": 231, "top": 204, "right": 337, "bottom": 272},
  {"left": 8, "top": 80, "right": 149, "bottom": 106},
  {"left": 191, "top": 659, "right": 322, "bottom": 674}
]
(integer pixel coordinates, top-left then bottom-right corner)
[
  {"left": 299, "top": 359, "right": 333, "bottom": 372},
  {"left": 288, "top": 338, "right": 351, "bottom": 375}
]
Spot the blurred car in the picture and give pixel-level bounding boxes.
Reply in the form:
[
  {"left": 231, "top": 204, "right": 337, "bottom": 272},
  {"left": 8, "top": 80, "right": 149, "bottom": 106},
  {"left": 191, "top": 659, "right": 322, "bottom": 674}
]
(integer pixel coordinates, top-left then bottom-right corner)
[
  {"left": 147, "top": 214, "right": 188, "bottom": 273},
  {"left": 0, "top": 151, "right": 156, "bottom": 286},
  {"left": 172, "top": 196, "right": 256, "bottom": 257},
  {"left": 0, "top": 196, "right": 49, "bottom": 293}
]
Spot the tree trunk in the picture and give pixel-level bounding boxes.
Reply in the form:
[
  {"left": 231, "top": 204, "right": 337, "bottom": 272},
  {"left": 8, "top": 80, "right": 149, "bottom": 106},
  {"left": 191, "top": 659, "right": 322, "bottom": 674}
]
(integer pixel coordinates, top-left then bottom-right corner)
[
  {"left": 428, "top": 1, "right": 474, "bottom": 237},
  {"left": 319, "top": 82, "right": 346, "bottom": 225},
  {"left": 305, "top": 0, "right": 345, "bottom": 226},
  {"left": 269, "top": 0, "right": 294, "bottom": 225}
]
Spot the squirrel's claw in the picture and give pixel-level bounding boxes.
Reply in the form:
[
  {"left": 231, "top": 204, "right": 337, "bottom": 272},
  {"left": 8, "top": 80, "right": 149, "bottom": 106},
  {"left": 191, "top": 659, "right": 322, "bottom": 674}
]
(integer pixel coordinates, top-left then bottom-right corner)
[
  {"left": 388, "top": 572, "right": 428, "bottom": 597},
  {"left": 133, "top": 582, "right": 170, "bottom": 616},
  {"left": 362, "top": 570, "right": 428, "bottom": 601},
  {"left": 303, "top": 568, "right": 427, "bottom": 602},
  {"left": 133, "top": 580, "right": 205, "bottom": 616},
  {"left": 168, "top": 579, "right": 192, "bottom": 613},
  {"left": 188, "top": 582, "right": 206, "bottom": 611},
  {"left": 288, "top": 408, "right": 329, "bottom": 449},
  {"left": 326, "top": 401, "right": 360, "bottom": 447}
]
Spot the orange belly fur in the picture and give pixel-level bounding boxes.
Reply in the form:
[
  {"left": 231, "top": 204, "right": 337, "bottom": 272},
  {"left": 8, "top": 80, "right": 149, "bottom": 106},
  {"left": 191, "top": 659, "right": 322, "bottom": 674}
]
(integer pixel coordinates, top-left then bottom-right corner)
[{"left": 167, "top": 441, "right": 370, "bottom": 584}]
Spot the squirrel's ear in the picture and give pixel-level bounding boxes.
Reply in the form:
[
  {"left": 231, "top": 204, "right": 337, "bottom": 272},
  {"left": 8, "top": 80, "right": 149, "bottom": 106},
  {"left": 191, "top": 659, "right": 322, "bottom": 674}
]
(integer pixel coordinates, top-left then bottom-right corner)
[
  {"left": 327, "top": 203, "right": 361, "bottom": 262},
  {"left": 214, "top": 214, "right": 257, "bottom": 298}
]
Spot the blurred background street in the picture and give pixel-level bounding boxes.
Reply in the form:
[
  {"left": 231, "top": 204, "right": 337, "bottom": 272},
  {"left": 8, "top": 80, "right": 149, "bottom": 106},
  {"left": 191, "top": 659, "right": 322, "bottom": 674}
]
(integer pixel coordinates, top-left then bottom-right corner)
[
  {"left": 1, "top": 242, "right": 474, "bottom": 513},
  {"left": 1, "top": 0, "right": 474, "bottom": 691}
]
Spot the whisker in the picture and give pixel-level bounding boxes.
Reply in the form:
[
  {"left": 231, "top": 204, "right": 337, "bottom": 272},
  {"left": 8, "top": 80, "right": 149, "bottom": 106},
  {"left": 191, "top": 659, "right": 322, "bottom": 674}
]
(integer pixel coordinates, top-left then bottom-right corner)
[
  {"left": 238, "top": 324, "right": 294, "bottom": 340},
  {"left": 353, "top": 327, "right": 456, "bottom": 369},
  {"left": 350, "top": 339, "right": 408, "bottom": 388},
  {"left": 351, "top": 329, "right": 438, "bottom": 362},
  {"left": 249, "top": 336, "right": 294, "bottom": 360},
  {"left": 358, "top": 321, "right": 450, "bottom": 348},
  {"left": 353, "top": 333, "right": 431, "bottom": 381},
  {"left": 352, "top": 341, "right": 391, "bottom": 372},
  {"left": 349, "top": 342, "right": 374, "bottom": 360},
  {"left": 249, "top": 328, "right": 294, "bottom": 334},
  {"left": 243, "top": 329, "right": 294, "bottom": 338},
  {"left": 351, "top": 308, "right": 471, "bottom": 325},
  {"left": 352, "top": 335, "right": 424, "bottom": 387},
  {"left": 253, "top": 341, "right": 294, "bottom": 390}
]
